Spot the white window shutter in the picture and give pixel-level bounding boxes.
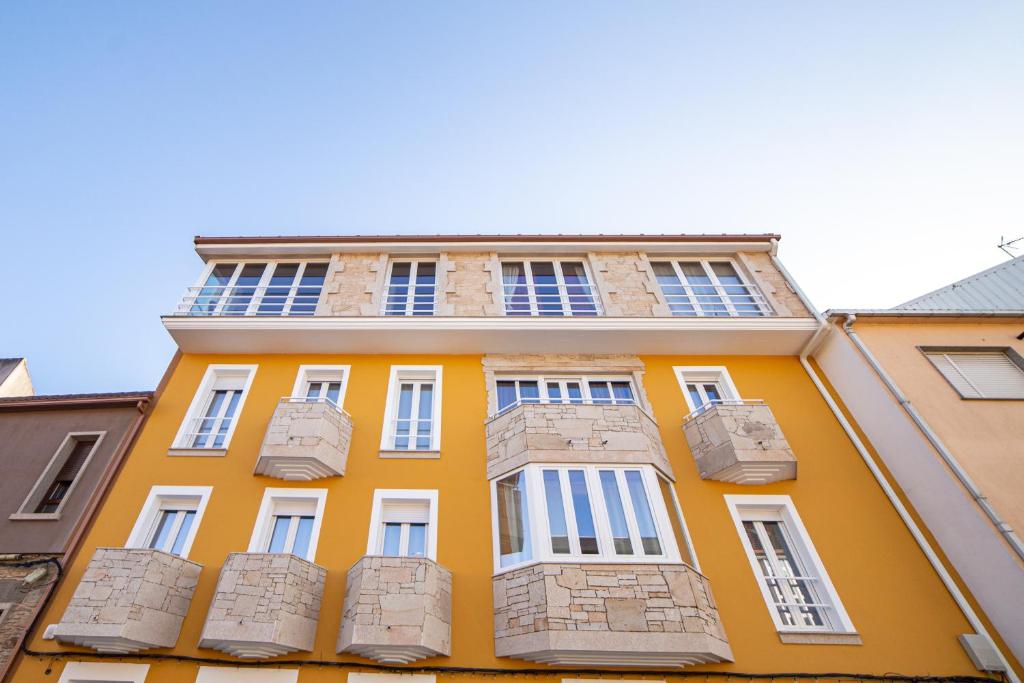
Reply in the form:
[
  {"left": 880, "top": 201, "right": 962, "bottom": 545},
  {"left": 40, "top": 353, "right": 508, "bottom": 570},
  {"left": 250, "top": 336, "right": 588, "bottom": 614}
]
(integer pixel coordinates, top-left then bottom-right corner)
[
  {"left": 381, "top": 499, "right": 430, "bottom": 524},
  {"left": 927, "top": 351, "right": 1024, "bottom": 399}
]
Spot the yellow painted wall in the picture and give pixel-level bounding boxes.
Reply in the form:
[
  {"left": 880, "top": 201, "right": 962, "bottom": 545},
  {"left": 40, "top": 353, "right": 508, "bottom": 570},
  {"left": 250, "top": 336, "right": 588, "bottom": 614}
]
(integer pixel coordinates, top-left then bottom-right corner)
[{"left": 12, "top": 353, "right": 986, "bottom": 682}]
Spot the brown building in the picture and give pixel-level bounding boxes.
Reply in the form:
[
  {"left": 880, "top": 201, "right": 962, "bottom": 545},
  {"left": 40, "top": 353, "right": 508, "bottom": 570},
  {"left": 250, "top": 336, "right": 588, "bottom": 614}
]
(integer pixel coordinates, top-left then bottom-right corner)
[{"left": 0, "top": 390, "right": 151, "bottom": 681}]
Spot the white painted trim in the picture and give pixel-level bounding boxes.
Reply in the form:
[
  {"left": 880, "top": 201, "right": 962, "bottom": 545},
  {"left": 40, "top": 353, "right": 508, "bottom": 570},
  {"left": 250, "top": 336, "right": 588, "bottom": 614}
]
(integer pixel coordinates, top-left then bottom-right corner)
[
  {"left": 379, "top": 365, "right": 443, "bottom": 452},
  {"left": 171, "top": 364, "right": 258, "bottom": 451},
  {"left": 366, "top": 489, "right": 440, "bottom": 560},
  {"left": 290, "top": 364, "right": 351, "bottom": 408},
  {"left": 13, "top": 431, "right": 107, "bottom": 518},
  {"left": 125, "top": 485, "right": 213, "bottom": 559},
  {"left": 58, "top": 662, "right": 150, "bottom": 683},
  {"left": 195, "top": 667, "right": 299, "bottom": 683},
  {"left": 247, "top": 487, "right": 328, "bottom": 563},
  {"left": 674, "top": 365, "right": 742, "bottom": 412},
  {"left": 348, "top": 674, "right": 436, "bottom": 683},
  {"left": 724, "top": 494, "right": 856, "bottom": 635}
]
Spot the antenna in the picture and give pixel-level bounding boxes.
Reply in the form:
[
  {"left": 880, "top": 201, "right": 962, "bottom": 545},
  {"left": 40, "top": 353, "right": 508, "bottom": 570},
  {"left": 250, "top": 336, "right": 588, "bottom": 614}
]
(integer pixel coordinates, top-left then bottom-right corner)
[{"left": 997, "top": 235, "right": 1023, "bottom": 258}]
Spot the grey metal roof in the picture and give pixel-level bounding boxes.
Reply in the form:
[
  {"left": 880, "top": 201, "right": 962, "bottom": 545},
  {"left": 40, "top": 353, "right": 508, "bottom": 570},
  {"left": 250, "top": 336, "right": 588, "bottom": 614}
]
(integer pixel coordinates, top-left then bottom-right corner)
[
  {"left": 0, "top": 358, "right": 24, "bottom": 386},
  {"left": 896, "top": 255, "right": 1024, "bottom": 311}
]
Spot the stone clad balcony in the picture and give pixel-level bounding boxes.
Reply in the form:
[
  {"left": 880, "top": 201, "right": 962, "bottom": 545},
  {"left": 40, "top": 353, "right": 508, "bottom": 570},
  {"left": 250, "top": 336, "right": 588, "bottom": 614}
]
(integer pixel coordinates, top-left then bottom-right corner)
[
  {"left": 493, "top": 562, "right": 731, "bottom": 667},
  {"left": 337, "top": 556, "right": 452, "bottom": 663},
  {"left": 52, "top": 547, "right": 201, "bottom": 654},
  {"left": 485, "top": 402, "right": 673, "bottom": 480},
  {"left": 682, "top": 400, "right": 797, "bottom": 485},
  {"left": 254, "top": 397, "right": 353, "bottom": 480},
  {"left": 199, "top": 552, "right": 327, "bottom": 659}
]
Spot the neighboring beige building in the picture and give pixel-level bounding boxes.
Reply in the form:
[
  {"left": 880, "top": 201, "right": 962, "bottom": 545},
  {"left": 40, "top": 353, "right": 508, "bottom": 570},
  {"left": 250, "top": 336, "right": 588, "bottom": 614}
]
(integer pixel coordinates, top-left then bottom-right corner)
[
  {"left": 0, "top": 359, "right": 34, "bottom": 398},
  {"left": 813, "top": 255, "right": 1024, "bottom": 667}
]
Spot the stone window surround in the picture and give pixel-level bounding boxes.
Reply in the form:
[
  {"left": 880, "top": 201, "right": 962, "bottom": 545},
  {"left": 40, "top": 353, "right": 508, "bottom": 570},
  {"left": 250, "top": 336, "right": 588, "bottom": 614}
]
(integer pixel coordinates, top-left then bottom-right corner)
[
  {"left": 57, "top": 662, "right": 150, "bottom": 683},
  {"left": 10, "top": 430, "right": 107, "bottom": 521},
  {"left": 247, "top": 487, "right": 328, "bottom": 563},
  {"left": 490, "top": 463, "right": 683, "bottom": 575},
  {"left": 365, "top": 488, "right": 439, "bottom": 561},
  {"left": 290, "top": 364, "right": 351, "bottom": 407},
  {"left": 724, "top": 494, "right": 858, "bottom": 641},
  {"left": 169, "top": 364, "right": 258, "bottom": 456},
  {"left": 124, "top": 485, "right": 213, "bottom": 560},
  {"left": 195, "top": 666, "right": 299, "bottom": 683},
  {"left": 379, "top": 365, "right": 443, "bottom": 455},
  {"left": 675, "top": 366, "right": 743, "bottom": 415}
]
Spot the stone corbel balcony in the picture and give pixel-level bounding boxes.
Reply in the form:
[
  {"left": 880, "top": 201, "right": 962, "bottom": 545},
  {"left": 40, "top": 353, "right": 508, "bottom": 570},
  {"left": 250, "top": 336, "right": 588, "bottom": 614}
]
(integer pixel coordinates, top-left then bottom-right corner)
[
  {"left": 52, "top": 547, "right": 201, "bottom": 654},
  {"left": 493, "top": 562, "right": 732, "bottom": 667},
  {"left": 337, "top": 555, "right": 452, "bottom": 663},
  {"left": 682, "top": 400, "right": 796, "bottom": 485},
  {"left": 199, "top": 552, "right": 327, "bottom": 658},
  {"left": 485, "top": 402, "right": 673, "bottom": 480},
  {"left": 255, "top": 397, "right": 353, "bottom": 480}
]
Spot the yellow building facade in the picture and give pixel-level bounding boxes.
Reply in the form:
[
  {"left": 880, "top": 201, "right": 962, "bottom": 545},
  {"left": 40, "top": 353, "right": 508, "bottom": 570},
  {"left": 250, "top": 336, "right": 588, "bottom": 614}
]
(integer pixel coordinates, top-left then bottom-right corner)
[{"left": 10, "top": 235, "right": 1018, "bottom": 683}]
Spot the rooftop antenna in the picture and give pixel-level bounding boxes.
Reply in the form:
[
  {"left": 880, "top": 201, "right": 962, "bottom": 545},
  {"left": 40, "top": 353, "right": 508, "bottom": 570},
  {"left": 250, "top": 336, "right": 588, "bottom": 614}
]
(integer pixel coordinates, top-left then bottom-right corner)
[{"left": 997, "top": 235, "right": 1023, "bottom": 258}]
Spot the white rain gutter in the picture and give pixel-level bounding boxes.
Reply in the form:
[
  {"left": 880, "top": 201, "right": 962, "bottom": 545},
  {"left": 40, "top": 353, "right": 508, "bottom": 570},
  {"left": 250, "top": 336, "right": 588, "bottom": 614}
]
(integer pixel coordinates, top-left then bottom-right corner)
[{"left": 767, "top": 240, "right": 1018, "bottom": 679}]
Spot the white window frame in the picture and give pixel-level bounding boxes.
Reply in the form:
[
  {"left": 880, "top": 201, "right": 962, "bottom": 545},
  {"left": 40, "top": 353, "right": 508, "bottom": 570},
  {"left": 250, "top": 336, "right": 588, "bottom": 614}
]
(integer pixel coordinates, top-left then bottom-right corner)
[
  {"left": 675, "top": 366, "right": 742, "bottom": 414},
  {"left": 381, "top": 259, "right": 439, "bottom": 316},
  {"left": 195, "top": 667, "right": 298, "bottom": 683},
  {"left": 348, "top": 675, "right": 435, "bottom": 683},
  {"left": 499, "top": 258, "right": 603, "bottom": 317},
  {"left": 125, "top": 486, "right": 212, "bottom": 559},
  {"left": 921, "top": 347, "right": 1024, "bottom": 400},
  {"left": 290, "top": 365, "right": 350, "bottom": 409},
  {"left": 171, "top": 364, "right": 258, "bottom": 454},
  {"left": 725, "top": 494, "right": 855, "bottom": 635},
  {"left": 366, "top": 489, "right": 439, "bottom": 561},
  {"left": 185, "top": 259, "right": 330, "bottom": 317},
  {"left": 493, "top": 374, "right": 640, "bottom": 414},
  {"left": 248, "top": 488, "right": 328, "bottom": 563},
  {"left": 58, "top": 662, "right": 150, "bottom": 683},
  {"left": 651, "top": 257, "right": 770, "bottom": 317},
  {"left": 491, "top": 464, "right": 680, "bottom": 574},
  {"left": 379, "top": 365, "right": 443, "bottom": 452},
  {"left": 11, "top": 431, "right": 106, "bottom": 520}
]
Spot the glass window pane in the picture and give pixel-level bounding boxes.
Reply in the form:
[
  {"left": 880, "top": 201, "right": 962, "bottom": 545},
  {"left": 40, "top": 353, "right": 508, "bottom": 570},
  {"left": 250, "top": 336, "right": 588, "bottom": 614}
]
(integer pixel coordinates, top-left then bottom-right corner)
[
  {"left": 382, "top": 523, "right": 402, "bottom": 556},
  {"left": 530, "top": 262, "right": 563, "bottom": 316},
  {"left": 561, "top": 262, "right": 597, "bottom": 315},
  {"left": 624, "top": 471, "right": 661, "bottom": 554},
  {"left": 502, "top": 262, "right": 530, "bottom": 315},
  {"left": 703, "top": 383, "right": 722, "bottom": 404},
  {"left": 268, "top": 516, "right": 290, "bottom": 553},
  {"left": 223, "top": 263, "right": 266, "bottom": 315},
  {"left": 519, "top": 381, "right": 540, "bottom": 403},
  {"left": 395, "top": 383, "right": 414, "bottom": 448},
  {"left": 306, "top": 382, "right": 323, "bottom": 399},
  {"left": 149, "top": 511, "right": 175, "bottom": 551},
  {"left": 566, "top": 382, "right": 583, "bottom": 403},
  {"left": 652, "top": 261, "right": 695, "bottom": 316},
  {"left": 599, "top": 471, "right": 633, "bottom": 554},
  {"left": 293, "top": 263, "right": 327, "bottom": 315},
  {"left": 413, "top": 263, "right": 436, "bottom": 315},
  {"left": 611, "top": 381, "right": 635, "bottom": 404},
  {"left": 258, "top": 263, "right": 298, "bottom": 314},
  {"left": 589, "top": 382, "right": 612, "bottom": 404},
  {"left": 686, "top": 383, "right": 705, "bottom": 410},
  {"left": 497, "top": 381, "right": 518, "bottom": 411},
  {"left": 386, "top": 262, "right": 412, "bottom": 315},
  {"left": 497, "top": 471, "right": 531, "bottom": 567},
  {"left": 325, "top": 382, "right": 341, "bottom": 405},
  {"left": 170, "top": 511, "right": 196, "bottom": 556},
  {"left": 192, "top": 263, "right": 237, "bottom": 315},
  {"left": 291, "top": 516, "right": 314, "bottom": 559},
  {"left": 543, "top": 470, "right": 570, "bottom": 554},
  {"left": 416, "top": 384, "right": 433, "bottom": 449},
  {"left": 546, "top": 382, "right": 562, "bottom": 402},
  {"left": 681, "top": 262, "right": 727, "bottom": 316},
  {"left": 408, "top": 523, "right": 427, "bottom": 557},
  {"left": 568, "top": 470, "right": 598, "bottom": 554}
]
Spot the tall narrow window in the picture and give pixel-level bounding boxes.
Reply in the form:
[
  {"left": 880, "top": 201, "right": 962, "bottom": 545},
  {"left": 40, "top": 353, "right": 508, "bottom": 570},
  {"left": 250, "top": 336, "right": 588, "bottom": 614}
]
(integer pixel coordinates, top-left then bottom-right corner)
[
  {"left": 292, "top": 365, "right": 349, "bottom": 409},
  {"left": 249, "top": 489, "right": 327, "bottom": 563},
  {"left": 183, "top": 262, "right": 328, "bottom": 316},
  {"left": 368, "top": 492, "right": 437, "bottom": 559},
  {"left": 676, "top": 367, "right": 740, "bottom": 416},
  {"left": 381, "top": 366, "right": 442, "bottom": 452},
  {"left": 148, "top": 508, "right": 197, "bottom": 556},
  {"left": 267, "top": 513, "right": 315, "bottom": 558},
  {"left": 651, "top": 260, "right": 767, "bottom": 317},
  {"left": 501, "top": 260, "right": 600, "bottom": 316},
  {"left": 34, "top": 436, "right": 97, "bottom": 514},
  {"left": 173, "top": 365, "right": 256, "bottom": 452},
  {"left": 495, "top": 471, "right": 532, "bottom": 567},
  {"left": 383, "top": 261, "right": 437, "bottom": 315},
  {"left": 126, "top": 486, "right": 212, "bottom": 559}
]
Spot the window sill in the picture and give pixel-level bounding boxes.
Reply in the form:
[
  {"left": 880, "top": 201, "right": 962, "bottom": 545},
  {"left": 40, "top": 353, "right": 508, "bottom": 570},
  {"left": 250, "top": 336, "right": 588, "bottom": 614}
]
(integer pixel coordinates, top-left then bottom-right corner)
[
  {"left": 9, "top": 512, "right": 61, "bottom": 521},
  {"left": 167, "top": 447, "right": 228, "bottom": 457},
  {"left": 378, "top": 449, "right": 440, "bottom": 460},
  {"left": 778, "top": 631, "right": 862, "bottom": 645}
]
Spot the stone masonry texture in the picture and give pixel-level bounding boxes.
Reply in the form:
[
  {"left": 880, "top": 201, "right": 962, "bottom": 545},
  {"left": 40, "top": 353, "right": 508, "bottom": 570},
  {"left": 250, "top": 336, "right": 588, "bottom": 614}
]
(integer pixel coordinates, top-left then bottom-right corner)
[
  {"left": 53, "top": 547, "right": 201, "bottom": 653},
  {"left": 317, "top": 254, "right": 387, "bottom": 316},
  {"left": 255, "top": 399, "right": 352, "bottom": 480},
  {"left": 486, "top": 403, "right": 673, "bottom": 480},
  {"left": 199, "top": 552, "right": 326, "bottom": 659},
  {"left": 337, "top": 555, "right": 452, "bottom": 663},
  {"left": 683, "top": 402, "right": 797, "bottom": 484},
  {"left": 587, "top": 252, "right": 663, "bottom": 317},
  {"left": 0, "top": 555, "right": 59, "bottom": 676}
]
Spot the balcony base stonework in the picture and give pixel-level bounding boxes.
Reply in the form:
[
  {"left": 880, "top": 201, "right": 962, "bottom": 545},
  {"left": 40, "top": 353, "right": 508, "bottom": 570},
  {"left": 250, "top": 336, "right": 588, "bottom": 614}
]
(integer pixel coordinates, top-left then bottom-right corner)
[
  {"left": 493, "top": 562, "right": 731, "bottom": 667},
  {"left": 199, "top": 552, "right": 326, "bottom": 659},
  {"left": 683, "top": 402, "right": 796, "bottom": 485},
  {"left": 337, "top": 556, "right": 452, "bottom": 663},
  {"left": 255, "top": 399, "right": 353, "bottom": 480},
  {"left": 52, "top": 548, "right": 201, "bottom": 654}
]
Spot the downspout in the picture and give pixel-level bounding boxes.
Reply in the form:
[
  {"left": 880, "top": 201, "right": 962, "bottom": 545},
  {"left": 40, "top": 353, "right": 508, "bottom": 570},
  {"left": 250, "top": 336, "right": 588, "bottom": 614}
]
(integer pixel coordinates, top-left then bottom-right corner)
[{"left": 840, "top": 313, "right": 1024, "bottom": 563}]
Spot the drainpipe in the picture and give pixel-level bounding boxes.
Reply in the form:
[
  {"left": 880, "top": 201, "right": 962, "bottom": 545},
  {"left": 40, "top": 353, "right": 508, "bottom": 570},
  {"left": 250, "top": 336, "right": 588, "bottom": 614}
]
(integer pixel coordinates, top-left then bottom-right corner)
[{"left": 840, "top": 313, "right": 1024, "bottom": 563}]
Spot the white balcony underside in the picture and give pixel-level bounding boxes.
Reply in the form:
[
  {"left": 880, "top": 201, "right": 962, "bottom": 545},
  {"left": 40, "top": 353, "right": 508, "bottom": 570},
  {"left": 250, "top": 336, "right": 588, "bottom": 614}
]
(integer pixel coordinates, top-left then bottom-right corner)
[
  {"left": 52, "top": 634, "right": 154, "bottom": 655},
  {"left": 709, "top": 461, "right": 798, "bottom": 485},
  {"left": 344, "top": 643, "right": 444, "bottom": 664},
  {"left": 163, "top": 316, "right": 819, "bottom": 355},
  {"left": 199, "top": 638, "right": 298, "bottom": 659},
  {"left": 254, "top": 455, "right": 342, "bottom": 480}
]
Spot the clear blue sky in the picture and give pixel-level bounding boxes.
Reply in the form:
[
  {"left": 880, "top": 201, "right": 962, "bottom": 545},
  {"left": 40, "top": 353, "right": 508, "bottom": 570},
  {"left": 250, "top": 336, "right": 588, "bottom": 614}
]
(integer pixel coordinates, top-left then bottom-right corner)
[{"left": 2, "top": 2, "right": 1022, "bottom": 394}]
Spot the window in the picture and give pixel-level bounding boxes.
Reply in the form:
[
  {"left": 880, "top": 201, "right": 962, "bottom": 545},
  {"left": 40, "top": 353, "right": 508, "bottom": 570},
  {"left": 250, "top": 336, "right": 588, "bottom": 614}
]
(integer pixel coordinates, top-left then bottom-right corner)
[
  {"left": 291, "top": 365, "right": 349, "bottom": 409},
  {"left": 12, "top": 432, "right": 105, "bottom": 519},
  {"left": 366, "top": 489, "right": 439, "bottom": 560},
  {"left": 380, "top": 366, "right": 442, "bottom": 452},
  {"left": 57, "top": 662, "right": 150, "bottom": 683},
  {"left": 172, "top": 365, "right": 257, "bottom": 453},
  {"left": 184, "top": 261, "right": 329, "bottom": 317},
  {"left": 676, "top": 366, "right": 741, "bottom": 416},
  {"left": 725, "top": 495, "right": 855, "bottom": 635},
  {"left": 651, "top": 259, "right": 768, "bottom": 317},
  {"left": 248, "top": 488, "right": 327, "bottom": 562},
  {"left": 125, "top": 486, "right": 212, "bottom": 559},
  {"left": 495, "top": 375, "right": 637, "bottom": 413},
  {"left": 492, "top": 465, "right": 678, "bottom": 571},
  {"left": 382, "top": 260, "right": 437, "bottom": 316},
  {"left": 922, "top": 348, "right": 1024, "bottom": 399},
  {"left": 501, "top": 260, "right": 601, "bottom": 316}
]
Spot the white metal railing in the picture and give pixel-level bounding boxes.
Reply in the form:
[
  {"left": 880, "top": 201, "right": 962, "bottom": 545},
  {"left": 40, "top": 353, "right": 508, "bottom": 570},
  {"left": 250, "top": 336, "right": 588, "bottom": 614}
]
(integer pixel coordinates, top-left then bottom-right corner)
[
  {"left": 662, "top": 282, "right": 771, "bottom": 317},
  {"left": 682, "top": 398, "right": 766, "bottom": 423},
  {"left": 387, "top": 417, "right": 434, "bottom": 450},
  {"left": 279, "top": 395, "right": 350, "bottom": 417},
  {"left": 502, "top": 282, "right": 603, "bottom": 317},
  {"left": 178, "top": 415, "right": 236, "bottom": 449},
  {"left": 488, "top": 398, "right": 663, "bottom": 424},
  {"left": 380, "top": 291, "right": 437, "bottom": 316},
  {"left": 173, "top": 285, "right": 323, "bottom": 317}
]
